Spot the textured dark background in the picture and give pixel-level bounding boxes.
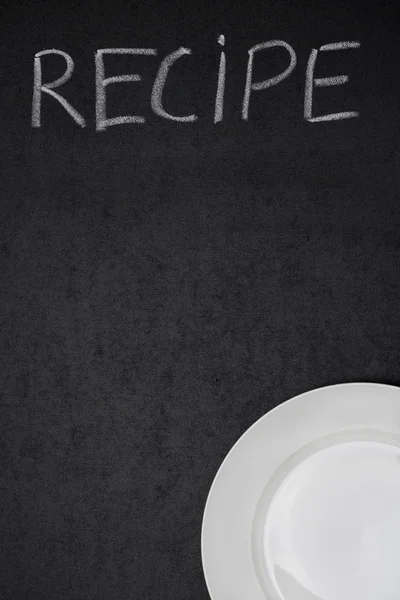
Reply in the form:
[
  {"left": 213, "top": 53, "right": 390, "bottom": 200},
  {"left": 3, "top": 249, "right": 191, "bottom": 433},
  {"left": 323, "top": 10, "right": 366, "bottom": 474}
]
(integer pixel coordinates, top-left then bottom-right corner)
[{"left": 1, "top": 0, "right": 400, "bottom": 598}]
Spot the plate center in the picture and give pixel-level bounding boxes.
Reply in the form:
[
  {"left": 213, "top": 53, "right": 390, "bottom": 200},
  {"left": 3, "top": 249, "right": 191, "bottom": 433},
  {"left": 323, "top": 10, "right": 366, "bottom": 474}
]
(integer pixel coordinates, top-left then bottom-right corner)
[{"left": 263, "top": 441, "right": 400, "bottom": 600}]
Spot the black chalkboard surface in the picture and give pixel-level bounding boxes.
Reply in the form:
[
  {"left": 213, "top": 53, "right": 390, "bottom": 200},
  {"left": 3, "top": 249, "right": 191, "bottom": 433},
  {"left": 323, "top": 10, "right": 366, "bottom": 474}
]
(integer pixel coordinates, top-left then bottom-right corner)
[{"left": 1, "top": 0, "right": 400, "bottom": 598}]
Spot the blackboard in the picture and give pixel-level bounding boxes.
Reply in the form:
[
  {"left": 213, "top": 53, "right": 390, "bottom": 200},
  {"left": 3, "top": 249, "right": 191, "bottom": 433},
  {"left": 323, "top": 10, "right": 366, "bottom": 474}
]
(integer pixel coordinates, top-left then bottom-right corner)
[{"left": 1, "top": 0, "right": 400, "bottom": 598}]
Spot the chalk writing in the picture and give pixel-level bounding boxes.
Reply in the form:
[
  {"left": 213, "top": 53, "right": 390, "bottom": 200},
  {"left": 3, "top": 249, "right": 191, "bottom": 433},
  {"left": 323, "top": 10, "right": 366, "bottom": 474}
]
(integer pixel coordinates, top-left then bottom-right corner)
[
  {"left": 32, "top": 49, "right": 86, "bottom": 128},
  {"left": 151, "top": 47, "right": 197, "bottom": 122},
  {"left": 304, "top": 41, "right": 360, "bottom": 122},
  {"left": 242, "top": 41, "right": 297, "bottom": 121},
  {"left": 214, "top": 34, "right": 226, "bottom": 123},
  {"left": 95, "top": 48, "right": 157, "bottom": 131},
  {"left": 31, "top": 40, "right": 360, "bottom": 129}
]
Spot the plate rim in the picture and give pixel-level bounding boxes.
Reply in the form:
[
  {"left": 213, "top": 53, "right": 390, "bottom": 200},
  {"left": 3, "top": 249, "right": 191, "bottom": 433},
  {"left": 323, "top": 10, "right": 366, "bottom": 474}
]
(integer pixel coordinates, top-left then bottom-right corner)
[{"left": 201, "top": 381, "right": 400, "bottom": 600}]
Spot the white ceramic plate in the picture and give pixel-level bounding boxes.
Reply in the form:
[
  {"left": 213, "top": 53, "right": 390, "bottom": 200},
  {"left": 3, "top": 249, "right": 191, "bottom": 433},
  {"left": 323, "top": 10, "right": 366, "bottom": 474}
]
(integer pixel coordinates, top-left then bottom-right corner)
[{"left": 201, "top": 382, "right": 400, "bottom": 600}]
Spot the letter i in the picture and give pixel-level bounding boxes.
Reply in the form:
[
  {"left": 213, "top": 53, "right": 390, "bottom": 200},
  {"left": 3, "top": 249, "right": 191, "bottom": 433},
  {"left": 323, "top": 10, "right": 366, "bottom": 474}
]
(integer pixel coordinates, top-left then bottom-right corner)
[{"left": 214, "top": 34, "right": 226, "bottom": 123}]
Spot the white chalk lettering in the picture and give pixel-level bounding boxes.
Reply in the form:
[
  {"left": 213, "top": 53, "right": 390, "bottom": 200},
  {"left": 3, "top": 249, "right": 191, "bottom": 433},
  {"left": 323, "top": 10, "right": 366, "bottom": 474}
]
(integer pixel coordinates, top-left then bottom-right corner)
[
  {"left": 31, "top": 40, "right": 364, "bottom": 130},
  {"left": 151, "top": 47, "right": 197, "bottom": 121},
  {"left": 304, "top": 41, "right": 360, "bottom": 122},
  {"left": 95, "top": 48, "right": 157, "bottom": 131},
  {"left": 32, "top": 49, "right": 86, "bottom": 128},
  {"left": 214, "top": 34, "right": 226, "bottom": 123},
  {"left": 242, "top": 40, "right": 297, "bottom": 120}
]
